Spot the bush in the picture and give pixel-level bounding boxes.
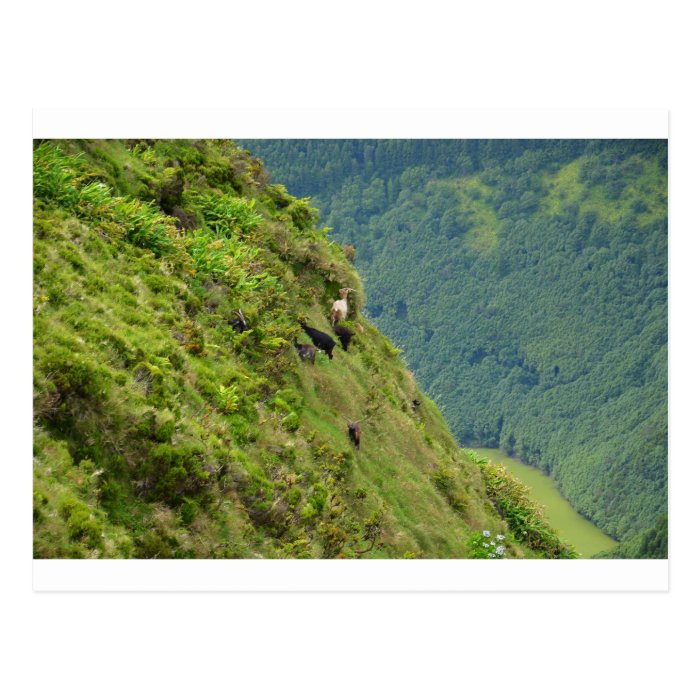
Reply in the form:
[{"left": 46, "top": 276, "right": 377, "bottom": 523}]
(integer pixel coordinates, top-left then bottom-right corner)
[
  {"left": 467, "top": 530, "right": 508, "bottom": 559},
  {"left": 286, "top": 197, "right": 318, "bottom": 231},
  {"left": 58, "top": 496, "right": 103, "bottom": 550},
  {"left": 180, "top": 498, "right": 198, "bottom": 526},
  {"left": 40, "top": 346, "right": 105, "bottom": 400},
  {"left": 135, "top": 530, "right": 175, "bottom": 559},
  {"left": 430, "top": 465, "right": 455, "bottom": 493},
  {"left": 287, "top": 486, "right": 302, "bottom": 508},
  {"left": 132, "top": 362, "right": 167, "bottom": 404},
  {"left": 197, "top": 193, "right": 263, "bottom": 237},
  {"left": 144, "top": 442, "right": 210, "bottom": 505},
  {"left": 154, "top": 410, "right": 176, "bottom": 442},
  {"left": 282, "top": 411, "right": 300, "bottom": 432}
]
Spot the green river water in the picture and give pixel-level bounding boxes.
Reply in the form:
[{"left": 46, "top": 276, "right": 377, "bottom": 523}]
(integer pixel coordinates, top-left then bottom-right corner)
[{"left": 468, "top": 447, "right": 617, "bottom": 557}]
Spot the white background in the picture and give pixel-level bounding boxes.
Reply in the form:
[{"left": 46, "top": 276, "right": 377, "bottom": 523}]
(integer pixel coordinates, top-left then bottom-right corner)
[{"left": 3, "top": 1, "right": 699, "bottom": 698}]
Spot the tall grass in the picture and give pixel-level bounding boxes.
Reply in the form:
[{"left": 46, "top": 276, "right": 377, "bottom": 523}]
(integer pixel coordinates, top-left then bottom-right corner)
[{"left": 34, "top": 142, "right": 176, "bottom": 256}]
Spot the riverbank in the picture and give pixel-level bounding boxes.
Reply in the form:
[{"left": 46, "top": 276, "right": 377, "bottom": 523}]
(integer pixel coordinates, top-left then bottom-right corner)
[{"left": 468, "top": 447, "right": 617, "bottom": 557}]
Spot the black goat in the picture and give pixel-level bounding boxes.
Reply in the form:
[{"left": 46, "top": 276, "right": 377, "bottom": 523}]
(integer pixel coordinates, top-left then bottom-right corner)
[
  {"left": 333, "top": 324, "right": 355, "bottom": 352},
  {"left": 293, "top": 338, "right": 317, "bottom": 364},
  {"left": 300, "top": 322, "right": 335, "bottom": 360},
  {"left": 227, "top": 309, "right": 248, "bottom": 333},
  {"left": 411, "top": 399, "right": 421, "bottom": 411}
]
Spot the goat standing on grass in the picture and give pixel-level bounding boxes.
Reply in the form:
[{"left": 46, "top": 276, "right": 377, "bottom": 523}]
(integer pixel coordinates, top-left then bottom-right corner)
[
  {"left": 227, "top": 309, "right": 248, "bottom": 333},
  {"left": 300, "top": 322, "right": 336, "bottom": 360},
  {"left": 330, "top": 288, "right": 354, "bottom": 324},
  {"left": 293, "top": 338, "right": 317, "bottom": 364},
  {"left": 343, "top": 415, "right": 367, "bottom": 450},
  {"left": 333, "top": 324, "right": 355, "bottom": 352},
  {"left": 347, "top": 421, "right": 361, "bottom": 449}
]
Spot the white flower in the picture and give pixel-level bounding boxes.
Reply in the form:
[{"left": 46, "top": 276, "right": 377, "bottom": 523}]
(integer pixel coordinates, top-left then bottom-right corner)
[
  {"left": 496, "top": 546, "right": 505, "bottom": 555},
  {"left": 490, "top": 541, "right": 496, "bottom": 546},
  {"left": 483, "top": 530, "right": 490, "bottom": 537},
  {"left": 496, "top": 534, "right": 505, "bottom": 541},
  {"left": 488, "top": 553, "right": 496, "bottom": 558},
  {"left": 483, "top": 542, "right": 490, "bottom": 547}
]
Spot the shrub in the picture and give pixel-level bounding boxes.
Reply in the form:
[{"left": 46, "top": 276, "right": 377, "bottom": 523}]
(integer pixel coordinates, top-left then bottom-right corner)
[
  {"left": 280, "top": 537, "right": 312, "bottom": 559},
  {"left": 467, "top": 530, "right": 508, "bottom": 559},
  {"left": 300, "top": 502, "right": 318, "bottom": 523},
  {"left": 144, "top": 442, "right": 210, "bottom": 505},
  {"left": 33, "top": 491, "right": 49, "bottom": 522},
  {"left": 180, "top": 498, "right": 198, "bottom": 526},
  {"left": 317, "top": 521, "right": 346, "bottom": 558},
  {"left": 33, "top": 143, "right": 177, "bottom": 256},
  {"left": 132, "top": 362, "right": 167, "bottom": 403},
  {"left": 282, "top": 411, "right": 300, "bottom": 432},
  {"left": 135, "top": 530, "right": 175, "bottom": 559},
  {"left": 307, "top": 483, "right": 328, "bottom": 516},
  {"left": 33, "top": 143, "right": 84, "bottom": 207},
  {"left": 273, "top": 389, "right": 304, "bottom": 411},
  {"left": 286, "top": 197, "right": 318, "bottom": 231},
  {"left": 38, "top": 346, "right": 106, "bottom": 402},
  {"left": 430, "top": 464, "right": 455, "bottom": 493},
  {"left": 154, "top": 410, "right": 176, "bottom": 442},
  {"left": 287, "top": 486, "right": 302, "bottom": 508},
  {"left": 217, "top": 384, "right": 240, "bottom": 414},
  {"left": 196, "top": 193, "right": 263, "bottom": 237},
  {"left": 58, "top": 496, "right": 103, "bottom": 550},
  {"left": 240, "top": 464, "right": 276, "bottom": 525}
]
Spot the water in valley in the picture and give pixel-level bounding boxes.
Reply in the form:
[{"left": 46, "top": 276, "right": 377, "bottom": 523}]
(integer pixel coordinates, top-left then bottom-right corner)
[{"left": 468, "top": 447, "right": 617, "bottom": 557}]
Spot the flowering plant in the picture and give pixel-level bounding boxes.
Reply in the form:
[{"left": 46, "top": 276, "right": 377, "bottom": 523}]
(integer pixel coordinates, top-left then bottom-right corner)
[{"left": 467, "top": 530, "right": 507, "bottom": 559}]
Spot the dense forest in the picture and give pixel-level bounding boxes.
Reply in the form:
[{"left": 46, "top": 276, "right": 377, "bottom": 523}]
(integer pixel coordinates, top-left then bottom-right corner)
[
  {"left": 33, "top": 139, "right": 579, "bottom": 559},
  {"left": 240, "top": 139, "right": 668, "bottom": 544}
]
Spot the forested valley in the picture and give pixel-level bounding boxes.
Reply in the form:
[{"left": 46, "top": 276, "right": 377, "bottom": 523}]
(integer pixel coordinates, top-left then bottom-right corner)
[{"left": 241, "top": 139, "right": 668, "bottom": 549}]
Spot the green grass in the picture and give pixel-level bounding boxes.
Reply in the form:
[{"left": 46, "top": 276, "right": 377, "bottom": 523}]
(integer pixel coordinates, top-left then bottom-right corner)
[{"left": 34, "top": 139, "right": 535, "bottom": 559}]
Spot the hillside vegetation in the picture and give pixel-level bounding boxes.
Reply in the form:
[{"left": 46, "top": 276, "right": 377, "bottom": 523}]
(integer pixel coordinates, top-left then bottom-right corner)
[
  {"left": 33, "top": 139, "right": 576, "bottom": 559},
  {"left": 242, "top": 139, "right": 667, "bottom": 546}
]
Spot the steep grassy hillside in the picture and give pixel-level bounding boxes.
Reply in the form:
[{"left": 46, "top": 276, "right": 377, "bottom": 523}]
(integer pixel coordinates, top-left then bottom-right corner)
[
  {"left": 241, "top": 139, "right": 667, "bottom": 545},
  {"left": 33, "top": 139, "right": 576, "bottom": 559}
]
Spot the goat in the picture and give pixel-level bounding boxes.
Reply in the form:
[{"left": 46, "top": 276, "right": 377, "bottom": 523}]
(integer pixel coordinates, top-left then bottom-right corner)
[
  {"left": 347, "top": 421, "right": 361, "bottom": 449},
  {"left": 330, "top": 288, "right": 354, "bottom": 324},
  {"left": 411, "top": 399, "right": 421, "bottom": 411},
  {"left": 227, "top": 309, "right": 248, "bottom": 333},
  {"left": 343, "top": 415, "right": 367, "bottom": 450},
  {"left": 333, "top": 324, "right": 355, "bottom": 352},
  {"left": 300, "top": 322, "right": 335, "bottom": 360},
  {"left": 293, "top": 338, "right": 317, "bottom": 364}
]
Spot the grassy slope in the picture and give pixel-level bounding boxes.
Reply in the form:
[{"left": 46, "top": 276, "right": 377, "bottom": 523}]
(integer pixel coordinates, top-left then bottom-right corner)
[{"left": 35, "top": 138, "right": 573, "bottom": 559}]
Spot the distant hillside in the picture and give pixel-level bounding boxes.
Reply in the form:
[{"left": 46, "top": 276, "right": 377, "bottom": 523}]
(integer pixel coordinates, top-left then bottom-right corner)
[
  {"left": 33, "top": 139, "right": 576, "bottom": 559},
  {"left": 240, "top": 139, "right": 668, "bottom": 544}
]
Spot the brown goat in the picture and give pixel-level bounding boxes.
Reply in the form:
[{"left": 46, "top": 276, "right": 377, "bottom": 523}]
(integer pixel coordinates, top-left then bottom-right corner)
[
  {"left": 347, "top": 421, "right": 361, "bottom": 449},
  {"left": 343, "top": 414, "right": 368, "bottom": 450}
]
